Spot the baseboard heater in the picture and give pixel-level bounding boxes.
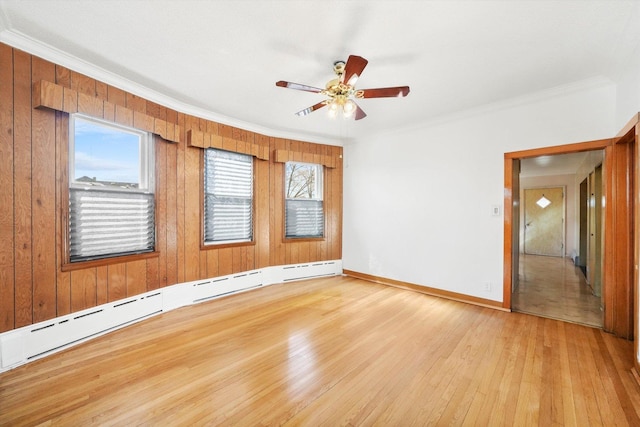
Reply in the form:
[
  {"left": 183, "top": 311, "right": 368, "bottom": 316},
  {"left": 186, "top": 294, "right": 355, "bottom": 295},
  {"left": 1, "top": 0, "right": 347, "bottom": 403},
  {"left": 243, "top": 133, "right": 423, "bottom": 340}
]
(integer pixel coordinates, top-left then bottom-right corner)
[
  {"left": 192, "top": 271, "right": 263, "bottom": 303},
  {"left": 1, "top": 292, "right": 162, "bottom": 369},
  {"left": 281, "top": 261, "right": 340, "bottom": 282},
  {"left": 0, "top": 260, "right": 342, "bottom": 373}
]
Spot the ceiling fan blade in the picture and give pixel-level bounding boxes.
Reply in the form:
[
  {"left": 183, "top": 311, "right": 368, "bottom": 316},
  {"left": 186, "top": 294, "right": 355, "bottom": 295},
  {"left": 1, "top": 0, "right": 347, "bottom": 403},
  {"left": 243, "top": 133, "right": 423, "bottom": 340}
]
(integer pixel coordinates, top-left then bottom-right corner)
[
  {"left": 342, "top": 55, "right": 368, "bottom": 86},
  {"left": 354, "top": 103, "right": 367, "bottom": 121},
  {"left": 358, "top": 86, "right": 410, "bottom": 98},
  {"left": 276, "top": 81, "right": 323, "bottom": 93},
  {"left": 295, "top": 101, "right": 327, "bottom": 117}
]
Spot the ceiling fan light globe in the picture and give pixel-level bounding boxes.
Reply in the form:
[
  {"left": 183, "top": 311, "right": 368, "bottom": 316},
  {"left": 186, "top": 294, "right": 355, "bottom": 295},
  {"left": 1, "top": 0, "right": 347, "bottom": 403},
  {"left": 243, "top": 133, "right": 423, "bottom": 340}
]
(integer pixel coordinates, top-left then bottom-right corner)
[
  {"left": 328, "top": 101, "right": 339, "bottom": 118},
  {"left": 343, "top": 100, "right": 356, "bottom": 116}
]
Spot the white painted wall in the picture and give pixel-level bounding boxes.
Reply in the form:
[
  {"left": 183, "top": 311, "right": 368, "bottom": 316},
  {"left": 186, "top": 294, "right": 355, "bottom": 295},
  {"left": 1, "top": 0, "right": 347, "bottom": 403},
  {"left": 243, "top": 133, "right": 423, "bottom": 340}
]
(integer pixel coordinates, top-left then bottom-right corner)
[
  {"left": 615, "top": 52, "right": 640, "bottom": 131},
  {"left": 342, "top": 81, "right": 615, "bottom": 302},
  {"left": 614, "top": 5, "right": 640, "bottom": 132}
]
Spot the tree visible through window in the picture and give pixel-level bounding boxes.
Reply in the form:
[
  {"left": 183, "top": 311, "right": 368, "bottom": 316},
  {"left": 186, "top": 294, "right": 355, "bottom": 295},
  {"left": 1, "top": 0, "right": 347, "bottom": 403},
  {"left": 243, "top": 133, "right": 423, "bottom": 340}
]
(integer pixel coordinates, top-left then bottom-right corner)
[{"left": 285, "top": 162, "right": 324, "bottom": 238}]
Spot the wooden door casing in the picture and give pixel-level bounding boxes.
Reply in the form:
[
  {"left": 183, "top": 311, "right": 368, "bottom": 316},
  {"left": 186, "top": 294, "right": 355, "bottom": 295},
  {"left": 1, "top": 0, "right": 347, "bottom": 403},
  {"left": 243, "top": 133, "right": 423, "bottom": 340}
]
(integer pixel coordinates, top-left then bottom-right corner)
[{"left": 504, "top": 134, "right": 637, "bottom": 340}]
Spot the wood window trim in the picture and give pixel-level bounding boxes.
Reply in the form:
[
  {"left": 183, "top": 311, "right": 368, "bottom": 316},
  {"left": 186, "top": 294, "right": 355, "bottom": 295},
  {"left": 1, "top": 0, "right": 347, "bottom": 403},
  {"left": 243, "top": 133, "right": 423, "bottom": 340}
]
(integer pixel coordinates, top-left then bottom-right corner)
[
  {"left": 57, "top": 113, "right": 161, "bottom": 270},
  {"left": 281, "top": 161, "right": 327, "bottom": 242},
  {"left": 275, "top": 149, "right": 337, "bottom": 242},
  {"left": 33, "top": 80, "right": 181, "bottom": 144},
  {"left": 283, "top": 236, "right": 326, "bottom": 243},
  {"left": 61, "top": 251, "right": 160, "bottom": 272},
  {"left": 199, "top": 148, "right": 257, "bottom": 250},
  {"left": 187, "top": 129, "right": 269, "bottom": 161},
  {"left": 274, "top": 149, "right": 338, "bottom": 169},
  {"left": 200, "top": 241, "right": 257, "bottom": 251}
]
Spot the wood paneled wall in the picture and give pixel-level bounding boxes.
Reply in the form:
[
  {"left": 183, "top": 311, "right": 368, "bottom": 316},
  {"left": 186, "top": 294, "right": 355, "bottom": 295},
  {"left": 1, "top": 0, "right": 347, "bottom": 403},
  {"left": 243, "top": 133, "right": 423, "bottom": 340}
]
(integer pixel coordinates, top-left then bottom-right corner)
[{"left": 0, "top": 43, "right": 343, "bottom": 333}]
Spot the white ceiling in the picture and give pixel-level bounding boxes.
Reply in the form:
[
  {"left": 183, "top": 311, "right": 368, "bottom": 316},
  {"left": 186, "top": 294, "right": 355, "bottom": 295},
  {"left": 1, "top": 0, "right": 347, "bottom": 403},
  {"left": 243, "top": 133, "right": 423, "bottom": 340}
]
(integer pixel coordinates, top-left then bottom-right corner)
[{"left": 1, "top": 0, "right": 639, "bottom": 146}]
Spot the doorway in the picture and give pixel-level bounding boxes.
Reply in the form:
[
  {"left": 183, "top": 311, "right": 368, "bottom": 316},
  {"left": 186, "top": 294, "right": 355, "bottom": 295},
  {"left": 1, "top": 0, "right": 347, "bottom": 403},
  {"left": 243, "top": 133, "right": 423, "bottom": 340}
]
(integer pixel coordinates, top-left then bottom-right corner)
[
  {"left": 503, "top": 129, "right": 637, "bottom": 340},
  {"left": 512, "top": 155, "right": 603, "bottom": 327}
]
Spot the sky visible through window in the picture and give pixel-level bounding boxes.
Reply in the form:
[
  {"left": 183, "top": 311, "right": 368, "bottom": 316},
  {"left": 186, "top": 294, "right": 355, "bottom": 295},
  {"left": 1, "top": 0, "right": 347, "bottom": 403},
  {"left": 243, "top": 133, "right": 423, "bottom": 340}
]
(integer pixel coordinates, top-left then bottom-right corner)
[{"left": 74, "top": 118, "right": 140, "bottom": 184}]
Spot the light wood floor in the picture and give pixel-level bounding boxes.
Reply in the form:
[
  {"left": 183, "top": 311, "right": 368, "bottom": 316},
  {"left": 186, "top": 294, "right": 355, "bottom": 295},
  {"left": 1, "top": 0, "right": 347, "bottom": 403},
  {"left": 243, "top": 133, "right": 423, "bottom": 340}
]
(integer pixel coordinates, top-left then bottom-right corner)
[
  {"left": 1, "top": 276, "right": 639, "bottom": 426},
  {"left": 512, "top": 254, "right": 603, "bottom": 327}
]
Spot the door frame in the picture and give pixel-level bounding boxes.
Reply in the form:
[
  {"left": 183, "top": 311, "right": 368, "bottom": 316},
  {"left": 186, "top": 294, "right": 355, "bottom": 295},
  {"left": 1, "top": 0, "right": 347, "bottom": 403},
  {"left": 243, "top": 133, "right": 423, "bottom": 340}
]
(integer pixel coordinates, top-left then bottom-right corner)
[{"left": 503, "top": 130, "right": 636, "bottom": 339}]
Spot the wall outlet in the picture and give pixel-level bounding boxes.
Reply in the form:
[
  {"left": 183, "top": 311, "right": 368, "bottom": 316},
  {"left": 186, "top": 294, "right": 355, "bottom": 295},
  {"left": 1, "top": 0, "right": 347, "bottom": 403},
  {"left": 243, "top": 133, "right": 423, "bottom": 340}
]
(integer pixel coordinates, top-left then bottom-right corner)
[{"left": 483, "top": 281, "right": 492, "bottom": 292}]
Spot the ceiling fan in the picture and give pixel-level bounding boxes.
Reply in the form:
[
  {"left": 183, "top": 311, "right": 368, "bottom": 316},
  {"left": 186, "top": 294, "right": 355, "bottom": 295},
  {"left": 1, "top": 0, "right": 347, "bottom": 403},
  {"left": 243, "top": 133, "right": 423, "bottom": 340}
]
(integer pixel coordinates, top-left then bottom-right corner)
[{"left": 276, "top": 55, "right": 410, "bottom": 120}]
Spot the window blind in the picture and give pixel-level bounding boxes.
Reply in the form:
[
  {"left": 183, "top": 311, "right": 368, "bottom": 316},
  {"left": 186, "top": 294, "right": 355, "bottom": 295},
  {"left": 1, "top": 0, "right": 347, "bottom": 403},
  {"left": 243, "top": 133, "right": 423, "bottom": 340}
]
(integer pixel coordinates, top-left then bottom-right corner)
[
  {"left": 69, "top": 188, "right": 155, "bottom": 261},
  {"left": 285, "top": 199, "right": 324, "bottom": 238},
  {"left": 204, "top": 149, "right": 253, "bottom": 243}
]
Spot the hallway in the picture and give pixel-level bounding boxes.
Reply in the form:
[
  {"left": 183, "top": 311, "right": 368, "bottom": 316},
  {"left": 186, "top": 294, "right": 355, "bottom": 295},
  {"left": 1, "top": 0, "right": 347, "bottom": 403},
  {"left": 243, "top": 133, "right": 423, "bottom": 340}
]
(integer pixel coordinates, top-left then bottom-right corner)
[{"left": 512, "top": 254, "right": 603, "bottom": 328}]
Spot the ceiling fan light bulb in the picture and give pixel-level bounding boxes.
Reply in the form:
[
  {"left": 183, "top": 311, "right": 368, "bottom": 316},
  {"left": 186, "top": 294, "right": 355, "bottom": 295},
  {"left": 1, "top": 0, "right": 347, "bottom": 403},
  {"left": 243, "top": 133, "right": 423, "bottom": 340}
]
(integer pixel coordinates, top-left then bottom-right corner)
[
  {"left": 343, "top": 100, "right": 356, "bottom": 117},
  {"left": 328, "top": 101, "right": 339, "bottom": 118}
]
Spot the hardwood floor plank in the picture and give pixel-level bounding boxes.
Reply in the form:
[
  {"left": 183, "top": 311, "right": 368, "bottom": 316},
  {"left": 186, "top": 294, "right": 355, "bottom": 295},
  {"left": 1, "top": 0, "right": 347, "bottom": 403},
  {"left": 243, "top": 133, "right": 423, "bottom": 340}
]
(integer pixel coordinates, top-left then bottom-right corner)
[
  {"left": 602, "top": 333, "right": 640, "bottom": 417},
  {"left": 1, "top": 276, "right": 639, "bottom": 426},
  {"left": 461, "top": 313, "right": 517, "bottom": 425},
  {"left": 593, "top": 329, "right": 640, "bottom": 424},
  {"left": 556, "top": 321, "right": 579, "bottom": 426},
  {"left": 565, "top": 323, "right": 597, "bottom": 425},
  {"left": 514, "top": 316, "right": 543, "bottom": 425}
]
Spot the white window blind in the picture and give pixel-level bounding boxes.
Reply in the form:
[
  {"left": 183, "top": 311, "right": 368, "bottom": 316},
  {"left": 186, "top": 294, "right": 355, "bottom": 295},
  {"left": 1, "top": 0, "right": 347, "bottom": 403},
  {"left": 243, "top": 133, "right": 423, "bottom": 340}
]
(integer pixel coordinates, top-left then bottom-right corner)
[
  {"left": 285, "top": 199, "right": 324, "bottom": 238},
  {"left": 204, "top": 149, "right": 253, "bottom": 243},
  {"left": 285, "top": 162, "right": 324, "bottom": 238},
  {"left": 69, "top": 189, "right": 155, "bottom": 261}
]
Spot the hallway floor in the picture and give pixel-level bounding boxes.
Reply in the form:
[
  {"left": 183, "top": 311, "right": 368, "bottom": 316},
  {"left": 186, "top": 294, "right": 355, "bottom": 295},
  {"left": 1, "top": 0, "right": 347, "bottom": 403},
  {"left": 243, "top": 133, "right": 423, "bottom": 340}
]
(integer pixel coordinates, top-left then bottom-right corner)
[{"left": 512, "top": 254, "right": 603, "bottom": 328}]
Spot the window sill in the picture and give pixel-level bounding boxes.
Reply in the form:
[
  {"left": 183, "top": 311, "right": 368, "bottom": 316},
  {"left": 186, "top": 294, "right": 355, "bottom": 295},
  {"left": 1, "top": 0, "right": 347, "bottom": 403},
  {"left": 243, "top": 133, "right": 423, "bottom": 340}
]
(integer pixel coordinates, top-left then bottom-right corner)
[
  {"left": 200, "top": 240, "right": 256, "bottom": 251},
  {"left": 61, "top": 251, "right": 159, "bottom": 272},
  {"left": 283, "top": 236, "right": 326, "bottom": 243}
]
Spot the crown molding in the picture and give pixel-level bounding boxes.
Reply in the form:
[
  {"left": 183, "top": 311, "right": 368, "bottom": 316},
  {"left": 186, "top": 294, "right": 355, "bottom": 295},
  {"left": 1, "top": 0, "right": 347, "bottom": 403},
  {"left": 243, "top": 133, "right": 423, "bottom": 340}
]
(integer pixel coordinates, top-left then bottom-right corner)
[
  {"left": 0, "top": 28, "right": 341, "bottom": 147},
  {"left": 374, "top": 75, "right": 615, "bottom": 139},
  {"left": 0, "top": 25, "right": 615, "bottom": 148}
]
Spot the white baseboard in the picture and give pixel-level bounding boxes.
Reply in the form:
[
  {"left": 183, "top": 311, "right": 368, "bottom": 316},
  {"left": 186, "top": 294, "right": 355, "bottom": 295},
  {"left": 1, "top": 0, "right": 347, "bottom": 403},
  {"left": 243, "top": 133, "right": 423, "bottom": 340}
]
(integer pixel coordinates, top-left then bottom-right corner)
[{"left": 0, "top": 260, "right": 342, "bottom": 373}]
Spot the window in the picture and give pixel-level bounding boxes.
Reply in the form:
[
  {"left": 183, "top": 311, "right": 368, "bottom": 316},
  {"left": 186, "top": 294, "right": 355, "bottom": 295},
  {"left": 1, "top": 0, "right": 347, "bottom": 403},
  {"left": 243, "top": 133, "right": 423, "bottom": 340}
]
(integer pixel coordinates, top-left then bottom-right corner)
[
  {"left": 69, "top": 115, "right": 155, "bottom": 262},
  {"left": 204, "top": 148, "right": 253, "bottom": 244},
  {"left": 285, "top": 162, "right": 324, "bottom": 238}
]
